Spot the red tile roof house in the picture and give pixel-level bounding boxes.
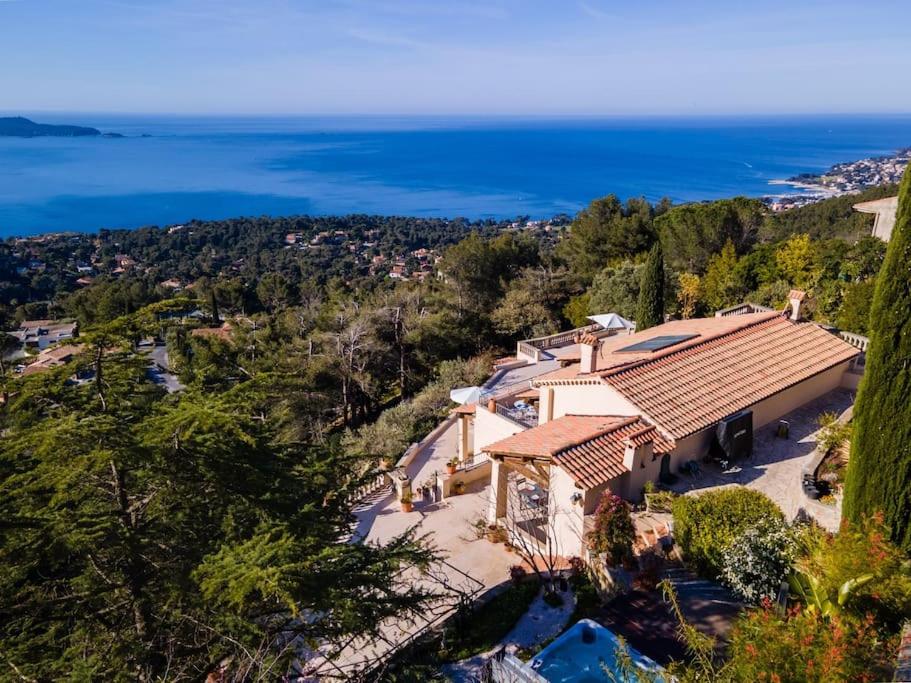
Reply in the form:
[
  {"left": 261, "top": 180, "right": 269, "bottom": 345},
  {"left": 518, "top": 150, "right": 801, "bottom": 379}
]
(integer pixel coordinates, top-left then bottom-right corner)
[{"left": 466, "top": 293, "right": 861, "bottom": 559}]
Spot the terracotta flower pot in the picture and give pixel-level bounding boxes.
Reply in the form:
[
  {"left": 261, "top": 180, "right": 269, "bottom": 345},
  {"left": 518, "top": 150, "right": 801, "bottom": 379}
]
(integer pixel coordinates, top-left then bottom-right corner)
[
  {"left": 446, "top": 464, "right": 457, "bottom": 475},
  {"left": 401, "top": 501, "right": 413, "bottom": 513}
]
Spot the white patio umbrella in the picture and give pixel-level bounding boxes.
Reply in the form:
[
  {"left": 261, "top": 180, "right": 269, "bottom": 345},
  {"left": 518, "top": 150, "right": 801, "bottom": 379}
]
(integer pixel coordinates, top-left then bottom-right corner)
[
  {"left": 587, "top": 312, "right": 635, "bottom": 331},
  {"left": 449, "top": 386, "right": 482, "bottom": 405}
]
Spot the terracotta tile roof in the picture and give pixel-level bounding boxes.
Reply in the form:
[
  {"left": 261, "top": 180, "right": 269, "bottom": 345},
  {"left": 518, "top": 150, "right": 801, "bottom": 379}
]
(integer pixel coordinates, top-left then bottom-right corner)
[
  {"left": 22, "top": 344, "right": 84, "bottom": 375},
  {"left": 599, "top": 315, "right": 860, "bottom": 439},
  {"left": 191, "top": 322, "right": 232, "bottom": 341},
  {"left": 533, "top": 313, "right": 779, "bottom": 385},
  {"left": 485, "top": 415, "right": 630, "bottom": 459},
  {"left": 484, "top": 414, "right": 673, "bottom": 488},
  {"left": 555, "top": 419, "right": 674, "bottom": 488}
]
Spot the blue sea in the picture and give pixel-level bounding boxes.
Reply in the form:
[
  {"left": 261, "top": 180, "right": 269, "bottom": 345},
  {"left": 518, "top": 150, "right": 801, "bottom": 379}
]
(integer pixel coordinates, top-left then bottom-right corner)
[{"left": 1, "top": 113, "right": 910, "bottom": 237}]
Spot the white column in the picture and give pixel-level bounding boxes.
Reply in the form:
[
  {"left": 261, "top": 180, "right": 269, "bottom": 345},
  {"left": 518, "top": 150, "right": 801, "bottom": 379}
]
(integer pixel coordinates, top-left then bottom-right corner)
[{"left": 487, "top": 458, "right": 508, "bottom": 524}]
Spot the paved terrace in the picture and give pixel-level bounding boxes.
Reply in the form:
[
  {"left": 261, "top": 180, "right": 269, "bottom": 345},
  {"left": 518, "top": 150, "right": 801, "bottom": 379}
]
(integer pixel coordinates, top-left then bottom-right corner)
[
  {"left": 668, "top": 389, "right": 854, "bottom": 531},
  {"left": 312, "top": 353, "right": 589, "bottom": 676},
  {"left": 352, "top": 419, "right": 512, "bottom": 586}
]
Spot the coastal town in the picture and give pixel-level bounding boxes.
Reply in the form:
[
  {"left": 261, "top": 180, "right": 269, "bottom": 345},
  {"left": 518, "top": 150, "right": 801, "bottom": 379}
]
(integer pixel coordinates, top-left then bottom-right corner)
[{"left": 765, "top": 146, "right": 910, "bottom": 211}]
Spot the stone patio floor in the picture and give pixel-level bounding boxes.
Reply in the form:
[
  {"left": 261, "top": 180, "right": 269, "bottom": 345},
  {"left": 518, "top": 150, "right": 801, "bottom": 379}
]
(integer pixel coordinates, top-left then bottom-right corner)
[
  {"left": 668, "top": 389, "right": 854, "bottom": 531},
  {"left": 353, "top": 418, "right": 514, "bottom": 598}
]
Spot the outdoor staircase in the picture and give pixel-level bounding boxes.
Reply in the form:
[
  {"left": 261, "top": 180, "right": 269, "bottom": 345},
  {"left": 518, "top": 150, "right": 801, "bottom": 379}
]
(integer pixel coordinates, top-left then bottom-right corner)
[
  {"left": 338, "top": 483, "right": 394, "bottom": 544},
  {"left": 661, "top": 564, "right": 740, "bottom": 609}
]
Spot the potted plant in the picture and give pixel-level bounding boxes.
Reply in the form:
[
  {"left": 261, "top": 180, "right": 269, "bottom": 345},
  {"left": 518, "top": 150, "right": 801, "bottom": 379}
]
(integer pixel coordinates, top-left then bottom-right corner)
[
  {"left": 400, "top": 490, "right": 413, "bottom": 513},
  {"left": 446, "top": 457, "right": 459, "bottom": 475}
]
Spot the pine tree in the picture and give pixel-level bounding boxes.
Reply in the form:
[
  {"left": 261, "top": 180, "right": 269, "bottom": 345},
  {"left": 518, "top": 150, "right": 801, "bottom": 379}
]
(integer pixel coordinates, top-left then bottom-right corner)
[
  {"left": 0, "top": 311, "right": 436, "bottom": 679},
  {"left": 635, "top": 242, "right": 665, "bottom": 331},
  {"left": 843, "top": 166, "right": 911, "bottom": 552}
]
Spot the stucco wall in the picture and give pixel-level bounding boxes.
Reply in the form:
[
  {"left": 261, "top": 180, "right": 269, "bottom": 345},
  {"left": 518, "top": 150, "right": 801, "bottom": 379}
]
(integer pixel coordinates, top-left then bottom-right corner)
[
  {"left": 750, "top": 361, "right": 850, "bottom": 429},
  {"left": 548, "top": 466, "right": 586, "bottom": 559},
  {"left": 543, "top": 383, "right": 640, "bottom": 423},
  {"left": 582, "top": 477, "right": 626, "bottom": 516},
  {"left": 671, "top": 361, "right": 852, "bottom": 471},
  {"left": 442, "top": 459, "right": 491, "bottom": 497},
  {"left": 475, "top": 406, "right": 525, "bottom": 453}
]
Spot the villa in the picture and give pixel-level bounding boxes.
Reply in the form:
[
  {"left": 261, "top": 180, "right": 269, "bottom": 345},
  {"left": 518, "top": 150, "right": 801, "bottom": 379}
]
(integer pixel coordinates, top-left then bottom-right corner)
[
  {"left": 452, "top": 291, "right": 863, "bottom": 559},
  {"left": 11, "top": 319, "right": 78, "bottom": 352}
]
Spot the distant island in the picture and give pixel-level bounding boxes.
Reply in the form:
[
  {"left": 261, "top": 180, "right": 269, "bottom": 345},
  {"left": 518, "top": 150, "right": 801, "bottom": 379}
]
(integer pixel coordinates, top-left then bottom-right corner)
[{"left": 0, "top": 116, "right": 123, "bottom": 138}]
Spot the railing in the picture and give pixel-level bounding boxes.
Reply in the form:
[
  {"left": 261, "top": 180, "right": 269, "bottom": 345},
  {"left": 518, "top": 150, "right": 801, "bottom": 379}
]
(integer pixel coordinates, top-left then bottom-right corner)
[
  {"left": 838, "top": 330, "right": 869, "bottom": 352},
  {"left": 516, "top": 340, "right": 540, "bottom": 361},
  {"left": 715, "top": 302, "right": 775, "bottom": 317},
  {"left": 348, "top": 471, "right": 391, "bottom": 505},
  {"left": 838, "top": 331, "right": 869, "bottom": 372},
  {"left": 522, "top": 322, "right": 602, "bottom": 351},
  {"left": 494, "top": 402, "right": 538, "bottom": 428}
]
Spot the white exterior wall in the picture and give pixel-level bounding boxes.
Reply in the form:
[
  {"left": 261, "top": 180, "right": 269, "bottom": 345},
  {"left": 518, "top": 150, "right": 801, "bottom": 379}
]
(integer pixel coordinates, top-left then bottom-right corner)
[
  {"left": 582, "top": 477, "right": 626, "bottom": 515},
  {"left": 750, "top": 362, "right": 850, "bottom": 428},
  {"left": 671, "top": 361, "right": 852, "bottom": 473},
  {"left": 474, "top": 406, "right": 525, "bottom": 453},
  {"left": 548, "top": 466, "right": 586, "bottom": 559},
  {"left": 541, "top": 383, "right": 640, "bottom": 423}
]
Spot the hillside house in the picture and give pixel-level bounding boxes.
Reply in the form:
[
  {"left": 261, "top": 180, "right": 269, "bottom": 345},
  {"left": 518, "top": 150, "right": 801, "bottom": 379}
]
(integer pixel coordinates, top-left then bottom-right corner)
[
  {"left": 460, "top": 292, "right": 862, "bottom": 558},
  {"left": 12, "top": 320, "right": 78, "bottom": 351}
]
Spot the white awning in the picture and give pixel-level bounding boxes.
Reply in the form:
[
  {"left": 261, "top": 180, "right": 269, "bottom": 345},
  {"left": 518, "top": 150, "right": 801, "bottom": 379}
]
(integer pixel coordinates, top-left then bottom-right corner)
[
  {"left": 588, "top": 313, "right": 635, "bottom": 330},
  {"left": 450, "top": 386, "right": 482, "bottom": 405}
]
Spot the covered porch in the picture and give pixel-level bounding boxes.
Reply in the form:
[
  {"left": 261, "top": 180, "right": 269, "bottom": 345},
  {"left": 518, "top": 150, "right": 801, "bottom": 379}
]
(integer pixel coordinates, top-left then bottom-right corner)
[{"left": 487, "top": 454, "right": 554, "bottom": 550}]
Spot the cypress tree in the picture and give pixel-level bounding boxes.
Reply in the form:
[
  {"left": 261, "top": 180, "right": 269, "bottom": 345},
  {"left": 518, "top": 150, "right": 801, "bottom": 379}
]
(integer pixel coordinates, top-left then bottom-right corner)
[
  {"left": 635, "top": 242, "right": 665, "bottom": 331},
  {"left": 843, "top": 166, "right": 911, "bottom": 552},
  {"left": 209, "top": 288, "right": 220, "bottom": 324}
]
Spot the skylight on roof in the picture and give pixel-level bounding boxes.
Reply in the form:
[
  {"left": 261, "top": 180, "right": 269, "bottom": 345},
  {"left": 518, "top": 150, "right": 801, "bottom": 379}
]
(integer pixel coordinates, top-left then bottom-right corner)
[{"left": 616, "top": 334, "right": 699, "bottom": 353}]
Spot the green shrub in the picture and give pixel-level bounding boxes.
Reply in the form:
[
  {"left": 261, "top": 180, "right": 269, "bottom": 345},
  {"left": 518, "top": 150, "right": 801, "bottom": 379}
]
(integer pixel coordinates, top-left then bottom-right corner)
[
  {"left": 794, "top": 514, "right": 911, "bottom": 631},
  {"left": 441, "top": 580, "right": 538, "bottom": 661},
  {"left": 816, "top": 411, "right": 852, "bottom": 455},
  {"left": 672, "top": 488, "right": 783, "bottom": 579},
  {"left": 725, "top": 605, "right": 896, "bottom": 682},
  {"left": 586, "top": 492, "right": 635, "bottom": 566},
  {"left": 543, "top": 591, "right": 564, "bottom": 608}
]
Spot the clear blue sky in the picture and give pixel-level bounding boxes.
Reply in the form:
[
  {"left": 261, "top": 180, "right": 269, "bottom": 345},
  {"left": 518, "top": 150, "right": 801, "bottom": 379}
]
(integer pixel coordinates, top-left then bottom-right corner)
[{"left": 1, "top": 0, "right": 909, "bottom": 115}]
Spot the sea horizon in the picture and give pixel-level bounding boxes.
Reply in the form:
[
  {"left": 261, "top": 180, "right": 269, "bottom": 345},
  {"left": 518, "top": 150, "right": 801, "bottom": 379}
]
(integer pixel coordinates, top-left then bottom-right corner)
[{"left": 2, "top": 112, "right": 910, "bottom": 238}]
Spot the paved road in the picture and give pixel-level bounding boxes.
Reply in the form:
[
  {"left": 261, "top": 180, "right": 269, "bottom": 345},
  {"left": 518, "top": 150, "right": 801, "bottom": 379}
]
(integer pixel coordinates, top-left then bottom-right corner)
[{"left": 146, "top": 344, "right": 184, "bottom": 393}]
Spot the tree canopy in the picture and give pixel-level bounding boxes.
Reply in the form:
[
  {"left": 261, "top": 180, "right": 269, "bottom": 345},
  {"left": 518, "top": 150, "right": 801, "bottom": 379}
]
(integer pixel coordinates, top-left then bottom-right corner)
[
  {"left": 843, "top": 166, "right": 911, "bottom": 552},
  {"left": 0, "top": 311, "right": 437, "bottom": 680}
]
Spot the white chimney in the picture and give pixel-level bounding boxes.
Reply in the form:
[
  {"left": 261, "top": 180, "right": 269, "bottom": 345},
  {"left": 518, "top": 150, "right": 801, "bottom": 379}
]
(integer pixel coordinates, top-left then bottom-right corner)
[
  {"left": 788, "top": 289, "right": 807, "bottom": 321},
  {"left": 578, "top": 333, "right": 599, "bottom": 374}
]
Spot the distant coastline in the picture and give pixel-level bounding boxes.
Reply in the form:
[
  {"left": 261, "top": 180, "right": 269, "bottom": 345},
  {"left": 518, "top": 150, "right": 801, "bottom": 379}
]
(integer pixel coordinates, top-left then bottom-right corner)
[
  {"left": 1, "top": 114, "right": 909, "bottom": 236},
  {"left": 0, "top": 116, "right": 124, "bottom": 138},
  {"left": 764, "top": 147, "right": 909, "bottom": 211}
]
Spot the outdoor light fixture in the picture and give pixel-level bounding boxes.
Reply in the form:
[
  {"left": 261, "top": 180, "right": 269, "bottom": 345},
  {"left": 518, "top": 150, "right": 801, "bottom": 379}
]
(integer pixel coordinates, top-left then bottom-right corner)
[{"left": 570, "top": 492, "right": 583, "bottom": 505}]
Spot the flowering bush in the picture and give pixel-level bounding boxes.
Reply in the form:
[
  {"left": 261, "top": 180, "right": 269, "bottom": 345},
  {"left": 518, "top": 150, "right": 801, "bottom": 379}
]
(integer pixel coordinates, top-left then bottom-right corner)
[
  {"left": 672, "top": 487, "right": 783, "bottom": 578},
  {"left": 586, "top": 492, "right": 635, "bottom": 566},
  {"left": 719, "top": 518, "right": 795, "bottom": 604},
  {"left": 726, "top": 603, "right": 896, "bottom": 682}
]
